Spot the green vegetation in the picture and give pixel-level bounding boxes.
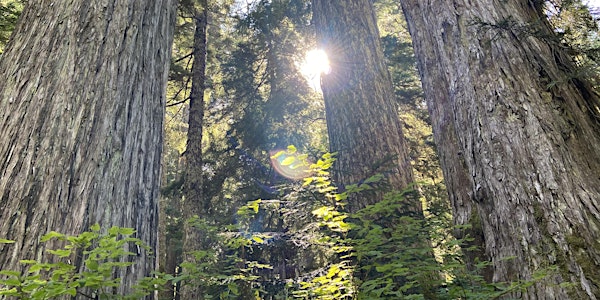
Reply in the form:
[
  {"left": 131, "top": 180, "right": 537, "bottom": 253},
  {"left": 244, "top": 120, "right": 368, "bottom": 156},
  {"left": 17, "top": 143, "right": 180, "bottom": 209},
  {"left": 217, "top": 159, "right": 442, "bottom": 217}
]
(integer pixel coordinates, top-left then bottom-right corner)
[
  {"left": 0, "top": 225, "right": 165, "bottom": 299},
  {"left": 0, "top": 0, "right": 21, "bottom": 54},
  {"left": 0, "top": 152, "right": 555, "bottom": 299}
]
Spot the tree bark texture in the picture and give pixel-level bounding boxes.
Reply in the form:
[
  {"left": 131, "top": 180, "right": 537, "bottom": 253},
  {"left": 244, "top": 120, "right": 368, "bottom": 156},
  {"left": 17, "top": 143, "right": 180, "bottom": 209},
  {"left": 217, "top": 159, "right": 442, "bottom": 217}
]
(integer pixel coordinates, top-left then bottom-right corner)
[
  {"left": 401, "top": 0, "right": 600, "bottom": 298},
  {"left": 0, "top": 0, "right": 176, "bottom": 296},
  {"left": 312, "top": 0, "right": 416, "bottom": 212},
  {"left": 181, "top": 1, "right": 208, "bottom": 299}
]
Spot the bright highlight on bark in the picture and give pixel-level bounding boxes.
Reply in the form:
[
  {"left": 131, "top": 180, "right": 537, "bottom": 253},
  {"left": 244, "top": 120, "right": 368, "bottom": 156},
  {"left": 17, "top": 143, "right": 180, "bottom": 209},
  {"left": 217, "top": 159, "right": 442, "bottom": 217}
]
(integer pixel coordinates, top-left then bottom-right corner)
[{"left": 300, "top": 49, "right": 331, "bottom": 91}]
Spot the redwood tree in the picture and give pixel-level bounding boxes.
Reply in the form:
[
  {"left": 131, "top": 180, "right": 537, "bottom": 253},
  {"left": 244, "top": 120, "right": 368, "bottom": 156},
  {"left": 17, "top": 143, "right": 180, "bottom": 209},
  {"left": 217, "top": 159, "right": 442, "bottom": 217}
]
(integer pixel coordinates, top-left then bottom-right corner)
[
  {"left": 181, "top": 0, "right": 209, "bottom": 298},
  {"left": 312, "top": 0, "right": 416, "bottom": 212},
  {"left": 0, "top": 0, "right": 176, "bottom": 293},
  {"left": 312, "top": 0, "right": 439, "bottom": 297},
  {"left": 402, "top": 0, "right": 600, "bottom": 298}
]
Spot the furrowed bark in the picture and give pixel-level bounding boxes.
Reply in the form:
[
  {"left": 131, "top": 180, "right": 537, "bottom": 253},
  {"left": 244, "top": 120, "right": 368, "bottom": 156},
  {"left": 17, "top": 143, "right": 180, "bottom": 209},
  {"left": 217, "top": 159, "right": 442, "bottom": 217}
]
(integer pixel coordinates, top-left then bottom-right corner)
[
  {"left": 0, "top": 0, "right": 176, "bottom": 296},
  {"left": 312, "top": 0, "right": 416, "bottom": 212},
  {"left": 312, "top": 1, "right": 438, "bottom": 297},
  {"left": 401, "top": 0, "right": 600, "bottom": 298}
]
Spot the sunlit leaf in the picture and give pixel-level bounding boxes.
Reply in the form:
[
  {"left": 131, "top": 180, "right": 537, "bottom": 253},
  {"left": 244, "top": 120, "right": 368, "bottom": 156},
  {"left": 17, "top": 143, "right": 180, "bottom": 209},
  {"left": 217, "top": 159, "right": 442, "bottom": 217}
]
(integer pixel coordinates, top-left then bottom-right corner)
[
  {"left": 281, "top": 156, "right": 295, "bottom": 166},
  {"left": 303, "top": 177, "right": 314, "bottom": 186},
  {"left": 326, "top": 265, "right": 340, "bottom": 279},
  {"left": 270, "top": 150, "right": 285, "bottom": 159},
  {"left": 287, "top": 145, "right": 297, "bottom": 153},
  {"left": 0, "top": 288, "right": 18, "bottom": 296}
]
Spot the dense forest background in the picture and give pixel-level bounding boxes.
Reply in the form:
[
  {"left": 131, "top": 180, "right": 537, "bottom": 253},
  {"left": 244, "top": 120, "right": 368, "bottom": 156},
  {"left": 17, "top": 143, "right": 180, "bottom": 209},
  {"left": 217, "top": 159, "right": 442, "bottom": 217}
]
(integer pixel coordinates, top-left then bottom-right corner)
[{"left": 1, "top": 0, "right": 600, "bottom": 299}]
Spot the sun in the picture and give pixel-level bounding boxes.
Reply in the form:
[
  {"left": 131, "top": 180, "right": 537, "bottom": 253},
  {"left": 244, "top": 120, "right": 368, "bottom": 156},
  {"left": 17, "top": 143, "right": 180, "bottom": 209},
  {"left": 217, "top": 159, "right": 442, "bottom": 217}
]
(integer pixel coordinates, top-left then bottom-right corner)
[{"left": 299, "top": 49, "right": 331, "bottom": 91}]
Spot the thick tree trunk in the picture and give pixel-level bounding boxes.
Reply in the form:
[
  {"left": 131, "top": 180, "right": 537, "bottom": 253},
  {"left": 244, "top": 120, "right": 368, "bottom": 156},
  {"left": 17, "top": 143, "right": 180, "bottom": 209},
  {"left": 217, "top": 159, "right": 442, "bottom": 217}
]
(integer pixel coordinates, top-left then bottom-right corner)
[
  {"left": 0, "top": 0, "right": 176, "bottom": 296},
  {"left": 395, "top": 1, "right": 493, "bottom": 281},
  {"left": 181, "top": 1, "right": 208, "bottom": 299},
  {"left": 312, "top": 1, "right": 439, "bottom": 297},
  {"left": 312, "top": 0, "right": 416, "bottom": 212},
  {"left": 401, "top": 0, "right": 600, "bottom": 298}
]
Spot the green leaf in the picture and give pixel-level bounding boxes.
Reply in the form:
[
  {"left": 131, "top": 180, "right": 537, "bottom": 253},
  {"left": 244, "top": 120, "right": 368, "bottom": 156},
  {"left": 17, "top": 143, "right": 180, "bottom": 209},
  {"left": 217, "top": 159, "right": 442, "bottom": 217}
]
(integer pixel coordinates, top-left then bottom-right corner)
[
  {"left": 251, "top": 236, "right": 264, "bottom": 243},
  {"left": 312, "top": 206, "right": 331, "bottom": 218},
  {"left": 108, "top": 226, "right": 120, "bottom": 235},
  {"left": 90, "top": 224, "right": 101, "bottom": 232},
  {"left": 41, "top": 231, "right": 65, "bottom": 242},
  {"left": 19, "top": 260, "right": 37, "bottom": 265},
  {"left": 29, "top": 264, "right": 43, "bottom": 272},
  {"left": 0, "top": 288, "right": 18, "bottom": 296},
  {"left": 270, "top": 150, "right": 285, "bottom": 159},
  {"left": 364, "top": 174, "right": 384, "bottom": 184},
  {"left": 303, "top": 177, "right": 314, "bottom": 186},
  {"left": 287, "top": 145, "right": 297, "bottom": 153},
  {"left": 0, "top": 270, "right": 21, "bottom": 277},
  {"left": 3, "top": 278, "right": 21, "bottom": 286},
  {"left": 335, "top": 193, "right": 348, "bottom": 201},
  {"left": 47, "top": 249, "right": 71, "bottom": 257},
  {"left": 66, "top": 288, "right": 77, "bottom": 296},
  {"left": 0, "top": 238, "right": 15, "bottom": 244},
  {"left": 117, "top": 227, "right": 135, "bottom": 235},
  {"left": 87, "top": 260, "right": 99, "bottom": 271},
  {"left": 326, "top": 265, "right": 340, "bottom": 279},
  {"left": 281, "top": 156, "right": 295, "bottom": 166},
  {"left": 249, "top": 199, "right": 261, "bottom": 213}
]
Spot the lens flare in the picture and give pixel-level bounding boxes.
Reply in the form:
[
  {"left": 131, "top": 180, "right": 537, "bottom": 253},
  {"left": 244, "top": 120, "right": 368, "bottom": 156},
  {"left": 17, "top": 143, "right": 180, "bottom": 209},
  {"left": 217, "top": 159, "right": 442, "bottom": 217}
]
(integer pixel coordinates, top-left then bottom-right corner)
[
  {"left": 270, "top": 148, "right": 311, "bottom": 180},
  {"left": 300, "top": 49, "right": 331, "bottom": 91}
]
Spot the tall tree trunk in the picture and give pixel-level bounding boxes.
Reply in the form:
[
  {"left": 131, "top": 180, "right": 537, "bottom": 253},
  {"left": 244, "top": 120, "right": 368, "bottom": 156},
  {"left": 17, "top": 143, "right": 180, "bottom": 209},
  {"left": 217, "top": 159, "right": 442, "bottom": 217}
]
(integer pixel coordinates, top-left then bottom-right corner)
[
  {"left": 395, "top": 1, "right": 492, "bottom": 281},
  {"left": 0, "top": 0, "right": 176, "bottom": 296},
  {"left": 401, "top": 0, "right": 600, "bottom": 298},
  {"left": 311, "top": 1, "right": 439, "bottom": 297},
  {"left": 312, "top": 0, "right": 416, "bottom": 212},
  {"left": 181, "top": 1, "right": 208, "bottom": 298}
]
